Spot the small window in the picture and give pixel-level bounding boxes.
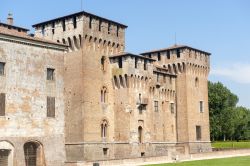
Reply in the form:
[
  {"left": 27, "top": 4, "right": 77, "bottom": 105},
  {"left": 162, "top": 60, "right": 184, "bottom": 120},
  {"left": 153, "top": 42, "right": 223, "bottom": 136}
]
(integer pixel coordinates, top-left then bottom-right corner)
[
  {"left": 89, "top": 17, "right": 92, "bottom": 29},
  {"left": 135, "top": 57, "right": 138, "bottom": 68},
  {"left": 196, "top": 125, "right": 201, "bottom": 140},
  {"left": 148, "top": 54, "right": 152, "bottom": 58},
  {"left": 157, "top": 73, "right": 159, "bottom": 82},
  {"left": 177, "top": 49, "right": 180, "bottom": 58},
  {"left": 0, "top": 62, "right": 5, "bottom": 75},
  {"left": 199, "top": 101, "right": 204, "bottom": 113},
  {"left": 138, "top": 126, "right": 143, "bottom": 143},
  {"left": 101, "top": 56, "right": 107, "bottom": 71},
  {"left": 118, "top": 57, "right": 122, "bottom": 68},
  {"left": 167, "top": 51, "right": 170, "bottom": 59},
  {"left": 116, "top": 26, "right": 119, "bottom": 37},
  {"left": 0, "top": 93, "right": 6, "bottom": 116},
  {"left": 157, "top": 52, "right": 161, "bottom": 61},
  {"left": 52, "top": 22, "right": 55, "bottom": 34},
  {"left": 47, "top": 68, "right": 55, "bottom": 81},
  {"left": 108, "top": 23, "right": 111, "bottom": 34},
  {"left": 99, "top": 20, "right": 102, "bottom": 31},
  {"left": 144, "top": 59, "right": 147, "bottom": 70},
  {"left": 170, "top": 103, "right": 175, "bottom": 114},
  {"left": 73, "top": 16, "right": 77, "bottom": 29},
  {"left": 47, "top": 96, "right": 55, "bottom": 118},
  {"left": 154, "top": 101, "right": 158, "bottom": 112},
  {"left": 41, "top": 25, "right": 45, "bottom": 35},
  {"left": 62, "top": 20, "right": 66, "bottom": 31},
  {"left": 103, "top": 148, "right": 108, "bottom": 156},
  {"left": 195, "top": 77, "right": 199, "bottom": 87}
]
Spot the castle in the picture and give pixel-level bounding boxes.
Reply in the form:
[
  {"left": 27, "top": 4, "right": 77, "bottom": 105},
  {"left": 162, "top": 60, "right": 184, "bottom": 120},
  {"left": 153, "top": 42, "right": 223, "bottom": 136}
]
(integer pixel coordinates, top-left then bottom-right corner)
[{"left": 0, "top": 11, "right": 211, "bottom": 166}]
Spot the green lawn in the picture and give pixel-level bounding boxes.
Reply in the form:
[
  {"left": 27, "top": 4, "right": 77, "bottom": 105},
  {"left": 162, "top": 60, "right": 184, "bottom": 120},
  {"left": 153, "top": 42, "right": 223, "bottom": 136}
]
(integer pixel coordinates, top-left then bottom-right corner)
[
  {"left": 146, "top": 156, "right": 250, "bottom": 166},
  {"left": 212, "top": 141, "right": 250, "bottom": 149}
]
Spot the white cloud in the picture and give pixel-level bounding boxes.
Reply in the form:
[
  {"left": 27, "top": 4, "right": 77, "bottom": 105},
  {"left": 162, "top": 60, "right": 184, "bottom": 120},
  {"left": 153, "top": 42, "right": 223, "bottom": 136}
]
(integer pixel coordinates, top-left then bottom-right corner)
[{"left": 211, "top": 63, "right": 250, "bottom": 84}]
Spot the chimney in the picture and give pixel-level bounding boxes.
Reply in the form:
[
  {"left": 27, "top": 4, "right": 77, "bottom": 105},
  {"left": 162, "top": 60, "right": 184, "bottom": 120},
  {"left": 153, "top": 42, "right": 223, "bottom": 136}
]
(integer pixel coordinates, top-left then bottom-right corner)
[{"left": 7, "top": 13, "right": 13, "bottom": 25}]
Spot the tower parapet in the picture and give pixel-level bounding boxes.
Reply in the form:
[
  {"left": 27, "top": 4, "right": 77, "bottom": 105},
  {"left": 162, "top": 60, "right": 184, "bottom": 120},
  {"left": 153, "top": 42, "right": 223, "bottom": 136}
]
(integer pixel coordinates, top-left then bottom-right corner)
[{"left": 32, "top": 11, "right": 127, "bottom": 52}]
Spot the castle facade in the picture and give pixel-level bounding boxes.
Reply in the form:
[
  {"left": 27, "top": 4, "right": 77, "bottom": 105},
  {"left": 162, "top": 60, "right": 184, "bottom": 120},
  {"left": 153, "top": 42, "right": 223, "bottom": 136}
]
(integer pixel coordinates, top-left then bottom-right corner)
[{"left": 0, "top": 11, "right": 211, "bottom": 166}]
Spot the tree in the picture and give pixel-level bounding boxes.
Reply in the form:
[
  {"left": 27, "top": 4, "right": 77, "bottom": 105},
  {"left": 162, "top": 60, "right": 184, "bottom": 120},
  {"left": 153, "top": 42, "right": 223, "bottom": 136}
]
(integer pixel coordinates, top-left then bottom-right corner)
[{"left": 208, "top": 81, "right": 239, "bottom": 141}]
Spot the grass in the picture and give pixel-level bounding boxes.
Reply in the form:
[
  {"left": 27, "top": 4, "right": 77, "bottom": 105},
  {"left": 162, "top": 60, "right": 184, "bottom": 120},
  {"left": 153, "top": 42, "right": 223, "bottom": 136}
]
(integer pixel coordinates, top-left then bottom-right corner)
[
  {"left": 212, "top": 141, "right": 250, "bottom": 149},
  {"left": 146, "top": 156, "right": 250, "bottom": 166}
]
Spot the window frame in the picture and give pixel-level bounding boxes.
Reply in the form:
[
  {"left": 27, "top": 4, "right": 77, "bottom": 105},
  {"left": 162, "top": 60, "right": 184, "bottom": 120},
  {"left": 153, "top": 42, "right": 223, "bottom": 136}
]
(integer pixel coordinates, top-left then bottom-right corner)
[
  {"left": 0, "top": 62, "right": 5, "bottom": 76},
  {"left": 154, "top": 101, "right": 159, "bottom": 112},
  {"left": 196, "top": 125, "right": 202, "bottom": 141},
  {"left": 47, "top": 96, "right": 55, "bottom": 118},
  {"left": 199, "top": 101, "right": 204, "bottom": 113},
  {"left": 47, "top": 68, "right": 55, "bottom": 81}
]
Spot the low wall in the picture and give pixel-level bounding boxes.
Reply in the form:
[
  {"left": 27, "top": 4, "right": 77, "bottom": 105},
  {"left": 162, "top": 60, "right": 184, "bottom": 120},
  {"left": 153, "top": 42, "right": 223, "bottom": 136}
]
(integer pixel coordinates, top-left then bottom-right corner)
[{"left": 65, "top": 149, "right": 250, "bottom": 166}]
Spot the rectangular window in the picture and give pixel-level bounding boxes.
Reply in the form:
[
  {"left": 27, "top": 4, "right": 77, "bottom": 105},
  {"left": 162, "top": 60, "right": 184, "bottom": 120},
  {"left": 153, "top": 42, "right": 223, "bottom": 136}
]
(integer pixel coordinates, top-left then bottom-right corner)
[
  {"left": 103, "top": 148, "right": 109, "bottom": 156},
  {"left": 47, "top": 96, "right": 55, "bottom": 118},
  {"left": 170, "top": 103, "right": 175, "bottom": 114},
  {"left": 135, "top": 57, "right": 138, "bottom": 68},
  {"left": 118, "top": 57, "right": 122, "bottom": 68},
  {"left": 0, "top": 93, "right": 6, "bottom": 116},
  {"left": 99, "top": 20, "right": 102, "bottom": 31},
  {"left": 52, "top": 22, "right": 55, "bottom": 34},
  {"left": 144, "top": 59, "right": 147, "bottom": 70},
  {"left": 47, "top": 68, "right": 55, "bottom": 81},
  {"left": 116, "top": 26, "right": 119, "bottom": 37},
  {"left": 108, "top": 23, "right": 111, "bottom": 34},
  {"left": 154, "top": 101, "right": 158, "bottom": 112},
  {"left": 73, "top": 16, "right": 77, "bottom": 29},
  {"left": 196, "top": 125, "right": 202, "bottom": 140},
  {"left": 167, "top": 51, "right": 170, "bottom": 59},
  {"left": 0, "top": 62, "right": 5, "bottom": 75},
  {"left": 62, "top": 20, "right": 66, "bottom": 31},
  {"left": 157, "top": 73, "right": 160, "bottom": 82},
  {"left": 41, "top": 25, "right": 45, "bottom": 35},
  {"left": 199, "top": 101, "right": 204, "bottom": 113},
  {"left": 177, "top": 49, "right": 180, "bottom": 58},
  {"left": 89, "top": 17, "right": 92, "bottom": 29},
  {"left": 157, "top": 52, "right": 161, "bottom": 61}
]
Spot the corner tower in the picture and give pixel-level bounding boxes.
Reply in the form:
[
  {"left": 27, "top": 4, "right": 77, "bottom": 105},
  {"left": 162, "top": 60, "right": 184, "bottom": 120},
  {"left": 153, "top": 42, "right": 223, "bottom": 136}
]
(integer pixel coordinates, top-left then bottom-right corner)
[{"left": 141, "top": 45, "right": 212, "bottom": 153}]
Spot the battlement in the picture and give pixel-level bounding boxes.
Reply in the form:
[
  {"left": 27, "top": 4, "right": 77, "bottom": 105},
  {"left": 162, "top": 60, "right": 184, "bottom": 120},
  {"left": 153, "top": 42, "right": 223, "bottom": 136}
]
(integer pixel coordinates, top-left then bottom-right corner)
[
  {"left": 141, "top": 45, "right": 210, "bottom": 76},
  {"left": 33, "top": 11, "right": 127, "bottom": 52}
]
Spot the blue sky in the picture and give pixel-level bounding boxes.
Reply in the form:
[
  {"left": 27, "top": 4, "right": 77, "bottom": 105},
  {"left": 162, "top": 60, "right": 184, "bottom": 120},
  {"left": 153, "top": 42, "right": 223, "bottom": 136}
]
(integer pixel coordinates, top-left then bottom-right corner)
[{"left": 1, "top": 0, "right": 249, "bottom": 108}]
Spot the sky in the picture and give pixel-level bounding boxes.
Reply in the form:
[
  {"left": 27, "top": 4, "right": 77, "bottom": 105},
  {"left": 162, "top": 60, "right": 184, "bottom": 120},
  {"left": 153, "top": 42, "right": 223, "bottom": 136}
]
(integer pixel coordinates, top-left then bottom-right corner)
[{"left": 1, "top": 0, "right": 249, "bottom": 108}]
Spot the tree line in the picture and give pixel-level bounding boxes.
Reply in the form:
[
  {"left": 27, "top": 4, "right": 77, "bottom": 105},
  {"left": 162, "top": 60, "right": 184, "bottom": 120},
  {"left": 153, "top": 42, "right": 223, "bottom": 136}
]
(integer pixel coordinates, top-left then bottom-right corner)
[{"left": 208, "top": 81, "right": 250, "bottom": 141}]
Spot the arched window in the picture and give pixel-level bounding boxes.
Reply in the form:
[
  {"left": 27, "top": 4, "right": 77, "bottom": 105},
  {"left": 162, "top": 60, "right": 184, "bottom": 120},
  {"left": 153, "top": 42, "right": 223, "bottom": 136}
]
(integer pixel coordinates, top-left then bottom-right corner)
[
  {"left": 114, "top": 76, "right": 119, "bottom": 89},
  {"left": 24, "top": 141, "right": 44, "bottom": 166},
  {"left": 138, "top": 126, "right": 143, "bottom": 143},
  {"left": 101, "top": 86, "right": 108, "bottom": 103},
  {"left": 101, "top": 120, "right": 108, "bottom": 138},
  {"left": 119, "top": 75, "right": 124, "bottom": 88}
]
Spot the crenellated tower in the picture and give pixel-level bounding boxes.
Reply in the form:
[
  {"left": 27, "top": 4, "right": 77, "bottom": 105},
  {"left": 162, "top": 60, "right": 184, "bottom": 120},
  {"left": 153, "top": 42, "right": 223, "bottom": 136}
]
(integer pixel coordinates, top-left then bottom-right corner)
[{"left": 141, "top": 45, "right": 211, "bottom": 153}]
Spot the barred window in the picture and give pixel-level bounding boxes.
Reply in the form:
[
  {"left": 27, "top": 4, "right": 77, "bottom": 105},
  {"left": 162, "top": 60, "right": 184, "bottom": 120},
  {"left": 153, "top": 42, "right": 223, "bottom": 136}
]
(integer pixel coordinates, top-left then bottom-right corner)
[
  {"left": 47, "top": 96, "right": 55, "bottom": 118},
  {"left": 199, "top": 101, "right": 204, "bottom": 113}
]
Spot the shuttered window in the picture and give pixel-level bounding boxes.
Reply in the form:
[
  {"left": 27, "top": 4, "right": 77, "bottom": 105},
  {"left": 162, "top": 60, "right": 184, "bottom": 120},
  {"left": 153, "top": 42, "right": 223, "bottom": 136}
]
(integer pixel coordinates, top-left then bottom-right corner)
[
  {"left": 0, "top": 93, "right": 6, "bottom": 116},
  {"left": 47, "top": 96, "right": 55, "bottom": 118}
]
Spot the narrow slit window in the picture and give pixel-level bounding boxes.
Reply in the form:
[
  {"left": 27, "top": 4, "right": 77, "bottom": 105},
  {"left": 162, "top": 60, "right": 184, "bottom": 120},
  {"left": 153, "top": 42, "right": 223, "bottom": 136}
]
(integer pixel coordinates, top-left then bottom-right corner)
[
  {"left": 154, "top": 101, "right": 159, "bottom": 112},
  {"left": 89, "top": 17, "right": 92, "bottom": 29},
  {"left": 47, "top": 96, "right": 55, "bottom": 118},
  {"left": 0, "top": 93, "right": 6, "bottom": 116},
  {"left": 135, "top": 57, "right": 138, "bottom": 68},
  {"left": 144, "top": 59, "right": 147, "bottom": 70},
  {"left": 118, "top": 57, "right": 122, "bottom": 68},
  {"left": 52, "top": 22, "right": 55, "bottom": 34},
  {"left": 73, "top": 16, "right": 77, "bottom": 29},
  {"left": 62, "top": 19, "right": 66, "bottom": 31},
  {"left": 199, "top": 101, "right": 204, "bottom": 113},
  {"left": 196, "top": 125, "right": 201, "bottom": 140}
]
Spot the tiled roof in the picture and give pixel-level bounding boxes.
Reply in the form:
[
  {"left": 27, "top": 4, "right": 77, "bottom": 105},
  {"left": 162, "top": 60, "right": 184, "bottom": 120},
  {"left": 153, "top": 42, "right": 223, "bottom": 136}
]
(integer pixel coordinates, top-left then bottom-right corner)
[
  {"left": 0, "top": 28, "right": 67, "bottom": 47},
  {"left": 33, "top": 11, "right": 127, "bottom": 28},
  {"left": 109, "top": 52, "right": 156, "bottom": 61},
  {"left": 141, "top": 44, "right": 211, "bottom": 55}
]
